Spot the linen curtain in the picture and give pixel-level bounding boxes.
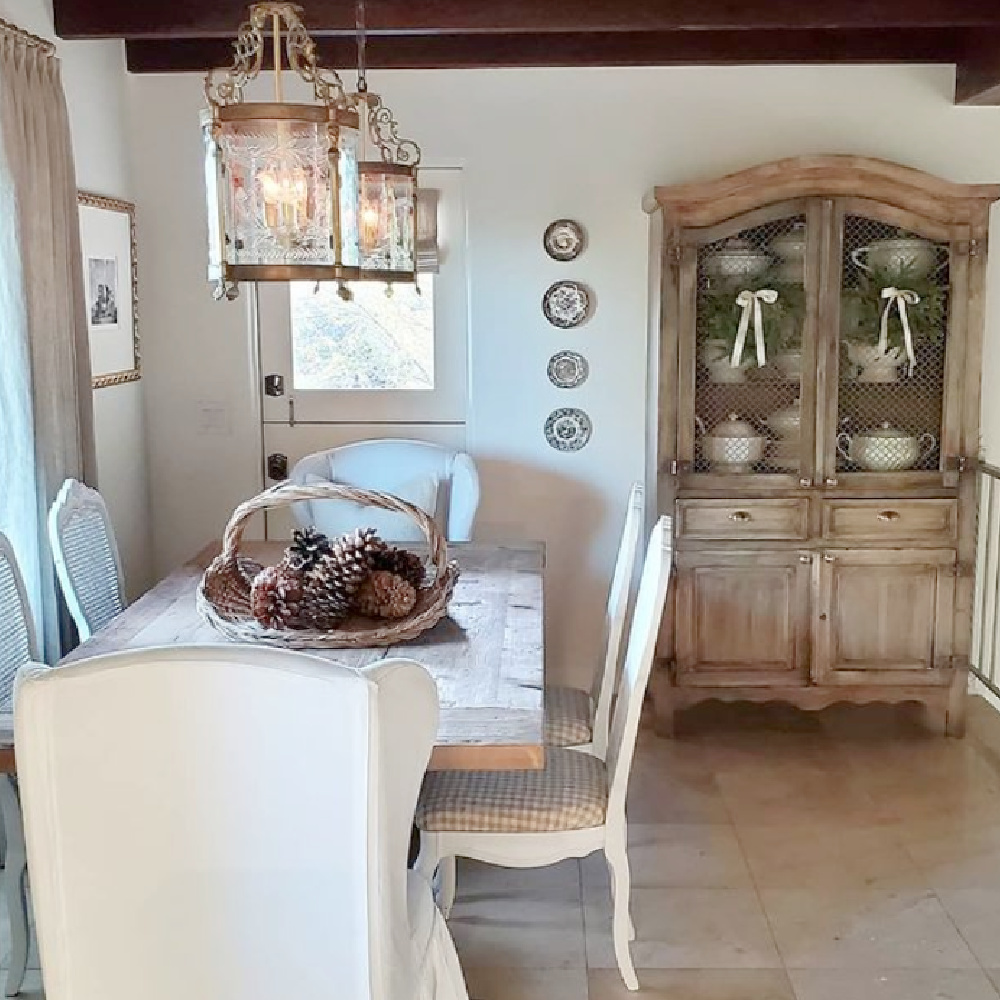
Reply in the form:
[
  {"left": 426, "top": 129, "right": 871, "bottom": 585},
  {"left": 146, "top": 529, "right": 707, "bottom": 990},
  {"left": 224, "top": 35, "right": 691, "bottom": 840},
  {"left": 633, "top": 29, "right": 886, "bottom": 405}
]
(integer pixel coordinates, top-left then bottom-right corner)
[{"left": 0, "top": 26, "right": 96, "bottom": 660}]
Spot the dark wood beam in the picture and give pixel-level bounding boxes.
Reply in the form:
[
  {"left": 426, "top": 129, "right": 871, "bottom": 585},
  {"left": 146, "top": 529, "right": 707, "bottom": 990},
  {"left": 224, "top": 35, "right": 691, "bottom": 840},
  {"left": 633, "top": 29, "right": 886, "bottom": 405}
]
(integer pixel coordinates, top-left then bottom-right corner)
[
  {"left": 956, "top": 36, "right": 1000, "bottom": 105},
  {"left": 127, "top": 27, "right": 969, "bottom": 74},
  {"left": 56, "top": 0, "right": 1000, "bottom": 42}
]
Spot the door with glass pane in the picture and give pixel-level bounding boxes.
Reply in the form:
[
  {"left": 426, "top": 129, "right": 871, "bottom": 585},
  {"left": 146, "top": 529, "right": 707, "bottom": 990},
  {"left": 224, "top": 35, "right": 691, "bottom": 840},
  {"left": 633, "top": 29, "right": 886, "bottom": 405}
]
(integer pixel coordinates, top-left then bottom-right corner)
[
  {"left": 257, "top": 167, "right": 467, "bottom": 425},
  {"left": 822, "top": 201, "right": 963, "bottom": 488},
  {"left": 676, "top": 200, "right": 820, "bottom": 489}
]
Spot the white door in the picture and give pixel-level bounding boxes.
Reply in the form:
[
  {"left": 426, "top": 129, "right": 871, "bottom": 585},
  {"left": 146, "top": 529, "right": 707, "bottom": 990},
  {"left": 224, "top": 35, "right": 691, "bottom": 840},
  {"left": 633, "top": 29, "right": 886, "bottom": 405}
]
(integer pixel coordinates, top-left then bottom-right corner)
[{"left": 254, "top": 168, "right": 469, "bottom": 538}]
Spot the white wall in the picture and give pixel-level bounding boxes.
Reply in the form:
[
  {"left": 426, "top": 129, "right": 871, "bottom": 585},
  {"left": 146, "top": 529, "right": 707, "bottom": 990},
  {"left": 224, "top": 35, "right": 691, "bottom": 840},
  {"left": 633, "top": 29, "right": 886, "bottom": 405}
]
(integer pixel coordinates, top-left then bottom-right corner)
[
  {"left": 128, "top": 64, "right": 1000, "bottom": 687},
  {"left": 0, "top": 0, "right": 153, "bottom": 597}
]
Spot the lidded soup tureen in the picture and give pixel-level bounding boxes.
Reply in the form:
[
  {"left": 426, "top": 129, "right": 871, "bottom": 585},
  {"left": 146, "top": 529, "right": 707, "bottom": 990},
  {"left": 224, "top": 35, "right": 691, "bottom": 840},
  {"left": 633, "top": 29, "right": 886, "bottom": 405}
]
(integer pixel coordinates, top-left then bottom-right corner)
[
  {"left": 702, "top": 239, "right": 771, "bottom": 284},
  {"left": 836, "top": 422, "right": 937, "bottom": 472},
  {"left": 850, "top": 236, "right": 938, "bottom": 280},
  {"left": 697, "top": 413, "right": 765, "bottom": 473},
  {"left": 769, "top": 223, "right": 807, "bottom": 283}
]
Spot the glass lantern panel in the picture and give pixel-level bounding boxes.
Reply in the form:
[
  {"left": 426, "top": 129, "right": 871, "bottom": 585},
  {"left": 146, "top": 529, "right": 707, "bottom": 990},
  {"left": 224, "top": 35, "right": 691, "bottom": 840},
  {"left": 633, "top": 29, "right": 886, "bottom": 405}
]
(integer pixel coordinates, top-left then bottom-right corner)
[
  {"left": 338, "top": 126, "right": 360, "bottom": 268},
  {"left": 201, "top": 114, "right": 224, "bottom": 280},
  {"left": 836, "top": 216, "right": 949, "bottom": 474},
  {"left": 694, "top": 214, "right": 808, "bottom": 477},
  {"left": 359, "top": 168, "right": 417, "bottom": 273},
  {"left": 217, "top": 117, "right": 336, "bottom": 267}
]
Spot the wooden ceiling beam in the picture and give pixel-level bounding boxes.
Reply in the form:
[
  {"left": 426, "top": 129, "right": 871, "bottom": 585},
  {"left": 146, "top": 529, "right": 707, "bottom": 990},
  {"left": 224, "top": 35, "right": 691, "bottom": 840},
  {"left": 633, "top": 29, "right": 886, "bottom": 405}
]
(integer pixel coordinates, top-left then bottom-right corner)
[
  {"left": 126, "top": 27, "right": 968, "bottom": 74},
  {"left": 56, "top": 0, "right": 1000, "bottom": 42}
]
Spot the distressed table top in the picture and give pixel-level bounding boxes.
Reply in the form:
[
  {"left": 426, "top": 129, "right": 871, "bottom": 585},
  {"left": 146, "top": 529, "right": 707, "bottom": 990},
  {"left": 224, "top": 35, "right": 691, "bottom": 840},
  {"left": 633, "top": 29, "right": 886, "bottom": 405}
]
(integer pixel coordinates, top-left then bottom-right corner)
[{"left": 49, "top": 540, "right": 546, "bottom": 772}]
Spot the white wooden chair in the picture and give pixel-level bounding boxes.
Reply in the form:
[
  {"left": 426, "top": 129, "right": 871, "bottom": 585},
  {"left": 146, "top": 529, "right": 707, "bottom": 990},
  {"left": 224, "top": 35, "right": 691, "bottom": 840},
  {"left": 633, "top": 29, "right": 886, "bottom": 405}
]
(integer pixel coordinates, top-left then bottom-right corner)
[
  {"left": 14, "top": 645, "right": 469, "bottom": 1000},
  {"left": 47, "top": 479, "right": 125, "bottom": 642},
  {"left": 543, "top": 482, "right": 644, "bottom": 757},
  {"left": 290, "top": 439, "right": 480, "bottom": 542},
  {"left": 0, "top": 532, "right": 41, "bottom": 996},
  {"left": 415, "top": 516, "right": 674, "bottom": 992}
]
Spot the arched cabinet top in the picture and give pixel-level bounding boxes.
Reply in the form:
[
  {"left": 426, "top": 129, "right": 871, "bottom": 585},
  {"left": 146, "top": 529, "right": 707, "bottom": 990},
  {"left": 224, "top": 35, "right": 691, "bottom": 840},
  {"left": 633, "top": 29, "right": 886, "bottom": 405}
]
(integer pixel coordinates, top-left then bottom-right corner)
[{"left": 644, "top": 155, "right": 1000, "bottom": 233}]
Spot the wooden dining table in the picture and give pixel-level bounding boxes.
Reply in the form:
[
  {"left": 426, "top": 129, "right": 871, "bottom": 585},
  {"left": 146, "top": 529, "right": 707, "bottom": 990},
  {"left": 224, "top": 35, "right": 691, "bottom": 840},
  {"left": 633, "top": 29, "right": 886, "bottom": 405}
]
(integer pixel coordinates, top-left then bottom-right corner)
[{"left": 0, "top": 539, "right": 545, "bottom": 995}]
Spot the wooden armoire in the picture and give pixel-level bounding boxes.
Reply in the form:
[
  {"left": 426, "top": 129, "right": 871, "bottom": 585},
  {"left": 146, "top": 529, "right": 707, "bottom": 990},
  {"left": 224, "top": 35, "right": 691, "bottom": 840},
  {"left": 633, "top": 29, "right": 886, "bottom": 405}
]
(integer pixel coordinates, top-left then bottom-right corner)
[{"left": 646, "top": 156, "right": 1000, "bottom": 736}]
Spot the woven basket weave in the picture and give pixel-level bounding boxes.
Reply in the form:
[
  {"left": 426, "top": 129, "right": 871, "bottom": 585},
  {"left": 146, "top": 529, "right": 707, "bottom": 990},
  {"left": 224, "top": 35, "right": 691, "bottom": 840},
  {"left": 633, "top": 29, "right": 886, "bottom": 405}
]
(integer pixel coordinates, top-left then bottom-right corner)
[{"left": 197, "top": 481, "right": 459, "bottom": 649}]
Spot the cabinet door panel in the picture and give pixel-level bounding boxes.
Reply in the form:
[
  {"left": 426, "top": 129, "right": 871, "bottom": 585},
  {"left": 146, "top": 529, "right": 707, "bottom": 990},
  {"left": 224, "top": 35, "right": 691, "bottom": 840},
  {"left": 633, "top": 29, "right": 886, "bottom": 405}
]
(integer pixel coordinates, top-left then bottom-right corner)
[
  {"left": 676, "top": 551, "right": 810, "bottom": 684},
  {"left": 813, "top": 548, "right": 955, "bottom": 686}
]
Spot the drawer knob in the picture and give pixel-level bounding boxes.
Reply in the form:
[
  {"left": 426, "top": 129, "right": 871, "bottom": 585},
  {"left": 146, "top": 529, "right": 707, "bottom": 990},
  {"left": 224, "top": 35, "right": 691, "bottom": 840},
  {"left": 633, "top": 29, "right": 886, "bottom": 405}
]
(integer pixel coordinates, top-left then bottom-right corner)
[
  {"left": 877, "top": 510, "right": 901, "bottom": 522},
  {"left": 799, "top": 554, "right": 811, "bottom": 564},
  {"left": 729, "top": 511, "right": 752, "bottom": 522}
]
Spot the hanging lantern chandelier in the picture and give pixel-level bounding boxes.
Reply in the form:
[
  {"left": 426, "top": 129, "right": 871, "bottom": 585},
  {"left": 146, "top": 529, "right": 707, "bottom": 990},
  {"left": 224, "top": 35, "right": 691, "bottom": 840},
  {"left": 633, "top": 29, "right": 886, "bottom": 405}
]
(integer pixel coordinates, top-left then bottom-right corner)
[{"left": 202, "top": 2, "right": 421, "bottom": 300}]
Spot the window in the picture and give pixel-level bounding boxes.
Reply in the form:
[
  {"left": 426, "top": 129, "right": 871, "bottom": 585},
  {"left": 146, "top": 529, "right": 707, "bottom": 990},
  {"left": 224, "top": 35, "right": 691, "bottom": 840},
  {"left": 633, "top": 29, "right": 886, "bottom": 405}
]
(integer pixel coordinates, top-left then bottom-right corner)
[{"left": 290, "top": 276, "right": 434, "bottom": 392}]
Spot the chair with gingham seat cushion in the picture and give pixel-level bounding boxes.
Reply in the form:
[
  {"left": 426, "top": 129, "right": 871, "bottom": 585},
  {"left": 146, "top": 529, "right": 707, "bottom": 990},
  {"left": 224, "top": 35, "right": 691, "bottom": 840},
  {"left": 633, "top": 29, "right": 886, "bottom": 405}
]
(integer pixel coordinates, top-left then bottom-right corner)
[
  {"left": 543, "top": 482, "right": 643, "bottom": 756},
  {"left": 48, "top": 479, "right": 125, "bottom": 642},
  {"left": 416, "top": 516, "right": 674, "bottom": 993}
]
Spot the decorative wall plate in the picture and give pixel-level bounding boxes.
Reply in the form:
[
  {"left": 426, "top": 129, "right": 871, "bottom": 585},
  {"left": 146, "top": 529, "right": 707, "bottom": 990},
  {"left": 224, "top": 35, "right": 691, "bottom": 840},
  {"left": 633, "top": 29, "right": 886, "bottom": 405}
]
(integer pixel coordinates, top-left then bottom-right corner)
[
  {"left": 542, "top": 281, "right": 591, "bottom": 328},
  {"left": 545, "top": 407, "right": 592, "bottom": 452},
  {"left": 543, "top": 219, "right": 586, "bottom": 261},
  {"left": 547, "top": 350, "right": 590, "bottom": 389}
]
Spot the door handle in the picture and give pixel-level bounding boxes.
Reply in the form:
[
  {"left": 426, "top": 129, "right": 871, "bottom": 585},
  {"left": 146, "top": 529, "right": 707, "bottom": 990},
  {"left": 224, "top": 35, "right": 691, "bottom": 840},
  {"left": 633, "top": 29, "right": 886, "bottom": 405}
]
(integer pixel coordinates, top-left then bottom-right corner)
[
  {"left": 823, "top": 553, "right": 836, "bottom": 563},
  {"left": 729, "top": 510, "right": 752, "bottom": 522}
]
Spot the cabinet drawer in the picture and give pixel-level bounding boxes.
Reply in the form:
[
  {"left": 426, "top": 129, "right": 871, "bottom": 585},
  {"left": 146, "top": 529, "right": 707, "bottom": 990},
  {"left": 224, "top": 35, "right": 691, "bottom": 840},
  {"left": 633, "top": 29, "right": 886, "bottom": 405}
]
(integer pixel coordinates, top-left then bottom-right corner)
[
  {"left": 677, "top": 499, "right": 809, "bottom": 540},
  {"left": 821, "top": 499, "right": 957, "bottom": 544}
]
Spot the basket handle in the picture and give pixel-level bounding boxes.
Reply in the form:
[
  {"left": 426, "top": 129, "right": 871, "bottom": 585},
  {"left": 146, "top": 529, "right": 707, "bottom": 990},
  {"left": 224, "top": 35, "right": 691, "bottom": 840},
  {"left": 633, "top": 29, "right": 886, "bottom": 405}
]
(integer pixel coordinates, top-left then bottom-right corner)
[{"left": 219, "top": 481, "right": 449, "bottom": 579}]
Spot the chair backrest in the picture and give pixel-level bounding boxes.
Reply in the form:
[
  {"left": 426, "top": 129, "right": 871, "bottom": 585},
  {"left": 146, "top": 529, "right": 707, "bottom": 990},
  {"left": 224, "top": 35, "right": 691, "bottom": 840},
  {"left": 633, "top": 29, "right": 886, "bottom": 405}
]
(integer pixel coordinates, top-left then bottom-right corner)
[
  {"left": 590, "top": 482, "right": 644, "bottom": 758},
  {"left": 606, "top": 516, "right": 674, "bottom": 820},
  {"left": 0, "top": 532, "right": 39, "bottom": 710},
  {"left": 290, "top": 439, "right": 480, "bottom": 542},
  {"left": 15, "top": 645, "right": 439, "bottom": 1000},
  {"left": 47, "top": 479, "right": 125, "bottom": 642}
]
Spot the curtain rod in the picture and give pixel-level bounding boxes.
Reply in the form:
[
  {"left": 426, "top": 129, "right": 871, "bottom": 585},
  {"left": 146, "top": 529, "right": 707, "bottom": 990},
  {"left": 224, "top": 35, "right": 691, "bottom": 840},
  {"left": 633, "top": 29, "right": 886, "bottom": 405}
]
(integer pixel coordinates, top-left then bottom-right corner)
[{"left": 0, "top": 17, "right": 56, "bottom": 57}]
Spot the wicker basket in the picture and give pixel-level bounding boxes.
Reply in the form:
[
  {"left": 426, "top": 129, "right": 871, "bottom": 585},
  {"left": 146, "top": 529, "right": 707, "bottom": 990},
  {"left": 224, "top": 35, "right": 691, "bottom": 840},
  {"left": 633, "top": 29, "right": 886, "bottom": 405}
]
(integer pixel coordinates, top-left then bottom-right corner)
[{"left": 197, "top": 481, "right": 460, "bottom": 649}]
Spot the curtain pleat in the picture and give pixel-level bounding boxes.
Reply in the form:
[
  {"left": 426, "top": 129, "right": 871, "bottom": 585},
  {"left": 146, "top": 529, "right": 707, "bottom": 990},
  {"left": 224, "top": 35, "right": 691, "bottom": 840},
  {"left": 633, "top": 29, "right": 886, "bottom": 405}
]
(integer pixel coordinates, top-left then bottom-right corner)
[{"left": 0, "top": 34, "right": 96, "bottom": 659}]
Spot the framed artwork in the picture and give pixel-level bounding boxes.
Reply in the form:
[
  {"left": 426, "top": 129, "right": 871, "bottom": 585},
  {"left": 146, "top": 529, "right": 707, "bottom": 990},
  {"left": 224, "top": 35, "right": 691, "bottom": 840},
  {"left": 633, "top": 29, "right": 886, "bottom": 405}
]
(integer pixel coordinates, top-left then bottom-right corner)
[{"left": 77, "top": 192, "right": 140, "bottom": 388}]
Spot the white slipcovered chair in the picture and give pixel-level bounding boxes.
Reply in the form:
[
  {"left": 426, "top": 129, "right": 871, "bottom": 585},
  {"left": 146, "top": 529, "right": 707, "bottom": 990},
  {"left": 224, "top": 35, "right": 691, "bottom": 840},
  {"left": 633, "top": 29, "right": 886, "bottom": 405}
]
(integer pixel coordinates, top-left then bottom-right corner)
[
  {"left": 544, "top": 482, "right": 644, "bottom": 757},
  {"left": 14, "top": 645, "right": 469, "bottom": 1000},
  {"left": 415, "top": 517, "right": 674, "bottom": 992},
  {"left": 289, "top": 440, "right": 480, "bottom": 542},
  {"left": 47, "top": 479, "right": 125, "bottom": 642},
  {"left": 0, "top": 532, "right": 39, "bottom": 709}
]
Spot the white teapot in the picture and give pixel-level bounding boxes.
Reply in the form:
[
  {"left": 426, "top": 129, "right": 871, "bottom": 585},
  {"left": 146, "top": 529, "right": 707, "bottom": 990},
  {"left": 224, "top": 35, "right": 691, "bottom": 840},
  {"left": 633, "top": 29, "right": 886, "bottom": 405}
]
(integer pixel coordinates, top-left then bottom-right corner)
[{"left": 837, "top": 422, "right": 936, "bottom": 472}]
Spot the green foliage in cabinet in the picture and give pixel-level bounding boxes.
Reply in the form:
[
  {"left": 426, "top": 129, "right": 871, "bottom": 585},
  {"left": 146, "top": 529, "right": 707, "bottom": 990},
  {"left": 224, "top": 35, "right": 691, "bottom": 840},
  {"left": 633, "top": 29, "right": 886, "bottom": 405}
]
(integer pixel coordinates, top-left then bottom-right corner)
[{"left": 697, "top": 271, "right": 806, "bottom": 355}]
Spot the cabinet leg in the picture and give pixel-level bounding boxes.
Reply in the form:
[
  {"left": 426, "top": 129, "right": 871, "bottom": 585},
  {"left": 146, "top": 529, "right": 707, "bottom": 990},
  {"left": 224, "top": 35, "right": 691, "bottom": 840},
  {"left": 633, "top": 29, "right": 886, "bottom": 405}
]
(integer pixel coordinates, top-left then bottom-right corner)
[
  {"left": 946, "top": 667, "right": 969, "bottom": 738},
  {"left": 650, "top": 665, "right": 676, "bottom": 739}
]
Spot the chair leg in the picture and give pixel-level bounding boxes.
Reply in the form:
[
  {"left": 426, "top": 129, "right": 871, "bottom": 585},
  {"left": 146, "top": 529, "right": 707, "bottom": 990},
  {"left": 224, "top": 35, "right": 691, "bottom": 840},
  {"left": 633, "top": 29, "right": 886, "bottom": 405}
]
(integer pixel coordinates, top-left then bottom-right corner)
[
  {"left": 0, "top": 778, "right": 28, "bottom": 997},
  {"left": 605, "top": 843, "right": 638, "bottom": 991},
  {"left": 437, "top": 856, "right": 457, "bottom": 919}
]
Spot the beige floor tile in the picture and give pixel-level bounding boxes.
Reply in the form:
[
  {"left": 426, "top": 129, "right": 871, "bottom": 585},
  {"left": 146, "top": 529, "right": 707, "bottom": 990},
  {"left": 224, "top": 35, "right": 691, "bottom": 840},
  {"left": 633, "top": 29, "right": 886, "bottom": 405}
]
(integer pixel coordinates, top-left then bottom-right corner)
[
  {"left": 448, "top": 893, "right": 586, "bottom": 970},
  {"left": 936, "top": 889, "right": 1000, "bottom": 968},
  {"left": 625, "top": 766, "right": 731, "bottom": 824},
  {"left": 984, "top": 968, "right": 1000, "bottom": 995},
  {"left": 588, "top": 968, "right": 795, "bottom": 999},
  {"left": 581, "top": 824, "right": 752, "bottom": 894},
  {"left": 455, "top": 858, "right": 582, "bottom": 904},
  {"left": 902, "top": 823, "right": 1000, "bottom": 890},
  {"left": 462, "top": 965, "right": 588, "bottom": 1000},
  {"left": 788, "top": 968, "right": 1000, "bottom": 1000},
  {"left": 736, "top": 823, "right": 925, "bottom": 891},
  {"left": 760, "top": 887, "right": 978, "bottom": 969},
  {"left": 585, "top": 887, "right": 781, "bottom": 970}
]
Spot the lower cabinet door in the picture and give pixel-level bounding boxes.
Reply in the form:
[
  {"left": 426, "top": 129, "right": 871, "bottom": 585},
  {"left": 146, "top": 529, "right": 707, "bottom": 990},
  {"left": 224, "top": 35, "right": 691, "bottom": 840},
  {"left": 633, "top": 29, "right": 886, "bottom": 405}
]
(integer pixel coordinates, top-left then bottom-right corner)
[
  {"left": 675, "top": 550, "right": 811, "bottom": 685},
  {"left": 812, "top": 548, "right": 956, "bottom": 686}
]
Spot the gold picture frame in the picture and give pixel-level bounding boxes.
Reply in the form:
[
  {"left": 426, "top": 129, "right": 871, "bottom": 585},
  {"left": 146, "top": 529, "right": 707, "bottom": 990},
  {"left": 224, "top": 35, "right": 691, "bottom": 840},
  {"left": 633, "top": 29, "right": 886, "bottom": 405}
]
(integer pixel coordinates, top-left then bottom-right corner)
[{"left": 77, "top": 192, "right": 140, "bottom": 388}]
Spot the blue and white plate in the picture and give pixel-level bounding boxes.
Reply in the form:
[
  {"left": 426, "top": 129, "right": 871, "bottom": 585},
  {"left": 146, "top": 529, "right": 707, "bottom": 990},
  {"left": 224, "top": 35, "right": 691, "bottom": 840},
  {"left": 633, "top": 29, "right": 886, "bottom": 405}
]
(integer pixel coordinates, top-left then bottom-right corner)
[
  {"left": 544, "top": 407, "right": 592, "bottom": 451},
  {"left": 542, "top": 281, "right": 591, "bottom": 328},
  {"left": 547, "top": 350, "right": 590, "bottom": 389}
]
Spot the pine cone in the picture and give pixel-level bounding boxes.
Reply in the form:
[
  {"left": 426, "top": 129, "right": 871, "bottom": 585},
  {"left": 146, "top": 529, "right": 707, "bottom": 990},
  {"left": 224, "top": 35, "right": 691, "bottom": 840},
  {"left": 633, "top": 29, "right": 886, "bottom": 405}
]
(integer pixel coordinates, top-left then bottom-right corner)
[
  {"left": 355, "top": 570, "right": 417, "bottom": 619},
  {"left": 284, "top": 526, "right": 333, "bottom": 572},
  {"left": 371, "top": 546, "right": 426, "bottom": 590},
  {"left": 297, "top": 527, "right": 386, "bottom": 627},
  {"left": 250, "top": 564, "right": 304, "bottom": 629}
]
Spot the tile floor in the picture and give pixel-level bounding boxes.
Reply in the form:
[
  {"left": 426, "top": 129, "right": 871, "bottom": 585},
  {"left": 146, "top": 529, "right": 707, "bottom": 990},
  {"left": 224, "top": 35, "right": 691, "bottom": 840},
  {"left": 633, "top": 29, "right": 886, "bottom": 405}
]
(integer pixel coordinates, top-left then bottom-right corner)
[
  {"left": 451, "top": 696, "right": 1000, "bottom": 1000},
  {"left": 9, "top": 697, "right": 1000, "bottom": 999}
]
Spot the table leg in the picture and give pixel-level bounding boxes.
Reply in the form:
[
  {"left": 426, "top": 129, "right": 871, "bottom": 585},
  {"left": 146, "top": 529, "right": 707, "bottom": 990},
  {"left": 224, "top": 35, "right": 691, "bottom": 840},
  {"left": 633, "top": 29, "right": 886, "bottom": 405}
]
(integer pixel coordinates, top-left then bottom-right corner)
[{"left": 0, "top": 778, "right": 28, "bottom": 996}]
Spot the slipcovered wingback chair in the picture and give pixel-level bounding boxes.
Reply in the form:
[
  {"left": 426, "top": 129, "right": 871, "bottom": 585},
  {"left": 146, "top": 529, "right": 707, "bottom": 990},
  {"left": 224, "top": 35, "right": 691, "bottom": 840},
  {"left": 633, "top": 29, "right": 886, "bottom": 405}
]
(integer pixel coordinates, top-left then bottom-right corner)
[
  {"left": 289, "top": 440, "right": 480, "bottom": 542},
  {"left": 15, "top": 646, "right": 469, "bottom": 1000}
]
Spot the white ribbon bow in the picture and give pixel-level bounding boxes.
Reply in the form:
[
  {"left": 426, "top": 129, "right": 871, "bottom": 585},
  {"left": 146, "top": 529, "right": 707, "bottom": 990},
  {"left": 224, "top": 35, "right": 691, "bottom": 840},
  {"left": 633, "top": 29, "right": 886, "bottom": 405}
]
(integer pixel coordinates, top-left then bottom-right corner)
[
  {"left": 731, "top": 289, "right": 778, "bottom": 369},
  {"left": 879, "top": 287, "right": 920, "bottom": 376}
]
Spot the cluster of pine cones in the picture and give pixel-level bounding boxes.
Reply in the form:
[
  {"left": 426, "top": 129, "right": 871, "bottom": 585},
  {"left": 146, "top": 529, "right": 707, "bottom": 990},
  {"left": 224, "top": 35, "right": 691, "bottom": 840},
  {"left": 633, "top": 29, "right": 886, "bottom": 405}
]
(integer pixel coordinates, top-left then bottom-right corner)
[{"left": 249, "top": 526, "right": 426, "bottom": 630}]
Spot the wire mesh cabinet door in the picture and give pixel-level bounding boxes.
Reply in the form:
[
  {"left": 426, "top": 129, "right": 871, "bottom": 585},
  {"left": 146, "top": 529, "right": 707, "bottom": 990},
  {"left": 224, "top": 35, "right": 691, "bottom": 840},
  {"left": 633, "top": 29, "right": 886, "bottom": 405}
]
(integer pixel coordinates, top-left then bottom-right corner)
[
  {"left": 675, "top": 199, "right": 822, "bottom": 491},
  {"left": 820, "top": 199, "right": 971, "bottom": 491}
]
